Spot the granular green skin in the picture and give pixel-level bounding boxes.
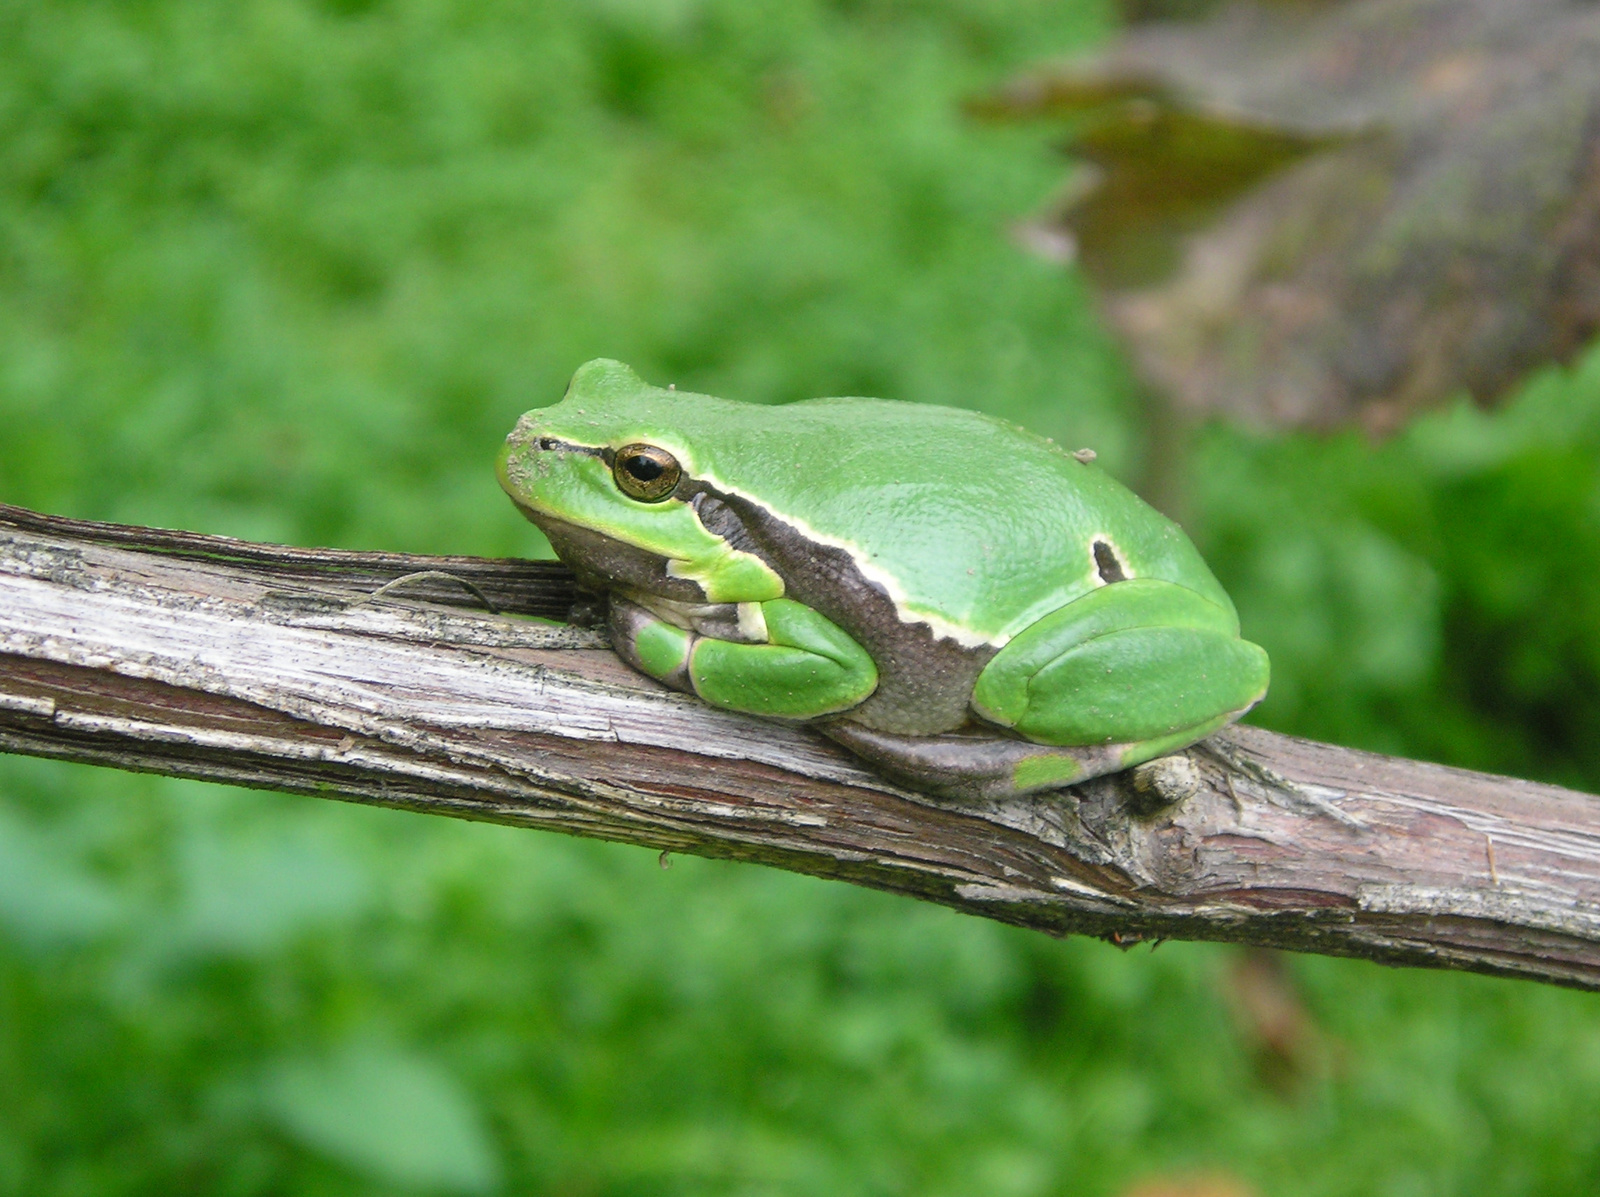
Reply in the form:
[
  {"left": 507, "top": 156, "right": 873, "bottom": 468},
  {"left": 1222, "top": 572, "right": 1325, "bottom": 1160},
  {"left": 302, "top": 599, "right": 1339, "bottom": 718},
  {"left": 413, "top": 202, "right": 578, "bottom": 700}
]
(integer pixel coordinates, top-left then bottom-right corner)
[{"left": 507, "top": 359, "right": 1235, "bottom": 646}]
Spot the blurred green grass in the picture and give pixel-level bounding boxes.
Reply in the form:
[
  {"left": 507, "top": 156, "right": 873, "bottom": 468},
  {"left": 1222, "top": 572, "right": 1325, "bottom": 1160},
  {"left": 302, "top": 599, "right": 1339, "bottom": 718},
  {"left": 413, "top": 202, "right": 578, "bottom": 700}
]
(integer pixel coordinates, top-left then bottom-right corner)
[{"left": 3, "top": 1, "right": 1600, "bottom": 1194}]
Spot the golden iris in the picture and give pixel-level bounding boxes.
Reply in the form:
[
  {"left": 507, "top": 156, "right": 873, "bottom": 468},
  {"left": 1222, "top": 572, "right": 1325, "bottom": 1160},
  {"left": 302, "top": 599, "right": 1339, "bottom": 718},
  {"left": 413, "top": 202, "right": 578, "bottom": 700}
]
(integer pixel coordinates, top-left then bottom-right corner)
[{"left": 612, "top": 443, "right": 681, "bottom": 502}]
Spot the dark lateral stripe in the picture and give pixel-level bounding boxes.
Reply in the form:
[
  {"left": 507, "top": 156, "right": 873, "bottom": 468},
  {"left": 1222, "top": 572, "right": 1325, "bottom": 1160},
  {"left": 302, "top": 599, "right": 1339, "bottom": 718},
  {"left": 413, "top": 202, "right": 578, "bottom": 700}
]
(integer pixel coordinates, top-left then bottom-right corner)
[{"left": 530, "top": 437, "right": 607, "bottom": 458}]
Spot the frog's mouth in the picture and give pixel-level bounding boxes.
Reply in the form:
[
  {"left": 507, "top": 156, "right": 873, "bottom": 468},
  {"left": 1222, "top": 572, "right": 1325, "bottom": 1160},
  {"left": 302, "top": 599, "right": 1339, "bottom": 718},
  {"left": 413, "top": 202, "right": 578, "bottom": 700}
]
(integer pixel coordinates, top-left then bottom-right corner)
[
  {"left": 515, "top": 503, "right": 769, "bottom": 643},
  {"left": 517, "top": 508, "right": 713, "bottom": 607}
]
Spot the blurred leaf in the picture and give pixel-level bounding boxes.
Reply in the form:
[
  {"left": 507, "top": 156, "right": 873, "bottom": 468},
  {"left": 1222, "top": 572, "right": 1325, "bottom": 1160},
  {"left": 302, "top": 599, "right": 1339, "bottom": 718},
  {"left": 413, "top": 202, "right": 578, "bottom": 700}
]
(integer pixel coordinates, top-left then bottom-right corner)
[
  {"left": 1119, "top": 1174, "right": 1256, "bottom": 1197},
  {"left": 1221, "top": 949, "right": 1333, "bottom": 1094},
  {"left": 168, "top": 794, "right": 371, "bottom": 958},
  {"left": 986, "top": 0, "right": 1600, "bottom": 431},
  {"left": 260, "top": 1041, "right": 502, "bottom": 1194},
  {"left": 0, "top": 804, "right": 122, "bottom": 949},
  {"left": 977, "top": 82, "right": 1336, "bottom": 288}
]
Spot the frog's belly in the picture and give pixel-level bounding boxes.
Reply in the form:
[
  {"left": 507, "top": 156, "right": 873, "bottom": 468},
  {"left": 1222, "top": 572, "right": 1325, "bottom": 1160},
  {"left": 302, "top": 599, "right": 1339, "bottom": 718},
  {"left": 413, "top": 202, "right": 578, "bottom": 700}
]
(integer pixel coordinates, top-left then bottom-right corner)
[{"left": 839, "top": 632, "right": 995, "bottom": 736}]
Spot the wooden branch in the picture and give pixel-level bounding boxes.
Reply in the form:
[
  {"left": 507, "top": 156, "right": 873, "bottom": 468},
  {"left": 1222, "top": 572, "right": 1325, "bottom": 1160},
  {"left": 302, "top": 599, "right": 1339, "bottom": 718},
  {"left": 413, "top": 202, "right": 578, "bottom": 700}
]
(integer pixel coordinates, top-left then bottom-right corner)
[{"left": 3, "top": 505, "right": 1599, "bottom": 989}]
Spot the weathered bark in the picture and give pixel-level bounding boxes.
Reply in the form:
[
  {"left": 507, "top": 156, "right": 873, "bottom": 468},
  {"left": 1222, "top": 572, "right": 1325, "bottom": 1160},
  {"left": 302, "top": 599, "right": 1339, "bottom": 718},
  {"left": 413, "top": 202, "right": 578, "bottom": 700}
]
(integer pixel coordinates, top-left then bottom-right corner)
[{"left": 2, "top": 504, "right": 1598, "bottom": 989}]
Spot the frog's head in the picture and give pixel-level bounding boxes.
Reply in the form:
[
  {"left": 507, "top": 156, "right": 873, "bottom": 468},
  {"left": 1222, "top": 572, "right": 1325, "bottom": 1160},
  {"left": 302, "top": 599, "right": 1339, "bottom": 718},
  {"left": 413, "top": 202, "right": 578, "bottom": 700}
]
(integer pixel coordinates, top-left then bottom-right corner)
[{"left": 498, "top": 359, "right": 784, "bottom": 604}]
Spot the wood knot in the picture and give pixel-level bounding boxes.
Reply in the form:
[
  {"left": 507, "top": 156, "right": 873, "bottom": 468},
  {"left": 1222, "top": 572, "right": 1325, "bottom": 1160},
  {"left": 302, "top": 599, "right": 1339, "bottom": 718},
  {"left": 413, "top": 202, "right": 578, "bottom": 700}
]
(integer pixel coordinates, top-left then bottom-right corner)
[{"left": 1125, "top": 754, "right": 1202, "bottom": 816}]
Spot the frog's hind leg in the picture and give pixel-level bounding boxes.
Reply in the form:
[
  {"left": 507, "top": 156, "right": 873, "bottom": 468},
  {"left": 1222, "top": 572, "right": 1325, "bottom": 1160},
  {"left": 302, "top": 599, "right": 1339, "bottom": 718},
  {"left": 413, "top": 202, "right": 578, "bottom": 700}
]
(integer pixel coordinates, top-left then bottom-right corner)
[
  {"left": 951, "top": 578, "right": 1268, "bottom": 797},
  {"left": 822, "top": 580, "right": 1266, "bottom": 803}
]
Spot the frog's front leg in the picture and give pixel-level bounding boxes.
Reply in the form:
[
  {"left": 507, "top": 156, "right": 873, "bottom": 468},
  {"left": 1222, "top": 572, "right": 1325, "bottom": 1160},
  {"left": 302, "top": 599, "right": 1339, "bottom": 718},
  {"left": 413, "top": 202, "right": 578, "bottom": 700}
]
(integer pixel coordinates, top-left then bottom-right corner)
[{"left": 610, "top": 595, "right": 878, "bottom": 719}]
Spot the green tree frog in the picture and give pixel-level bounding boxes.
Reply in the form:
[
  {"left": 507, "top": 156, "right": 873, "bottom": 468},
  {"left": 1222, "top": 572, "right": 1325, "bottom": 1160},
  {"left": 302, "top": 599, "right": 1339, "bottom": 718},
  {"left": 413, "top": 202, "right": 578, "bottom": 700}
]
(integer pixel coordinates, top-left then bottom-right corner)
[{"left": 499, "top": 360, "right": 1269, "bottom": 801}]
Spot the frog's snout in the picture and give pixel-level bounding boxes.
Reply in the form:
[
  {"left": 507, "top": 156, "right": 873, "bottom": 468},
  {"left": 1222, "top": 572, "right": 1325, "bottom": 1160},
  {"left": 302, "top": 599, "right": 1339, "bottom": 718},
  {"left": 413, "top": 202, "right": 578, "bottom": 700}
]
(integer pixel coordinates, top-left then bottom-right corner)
[
  {"left": 496, "top": 431, "right": 540, "bottom": 494},
  {"left": 494, "top": 440, "right": 519, "bottom": 496}
]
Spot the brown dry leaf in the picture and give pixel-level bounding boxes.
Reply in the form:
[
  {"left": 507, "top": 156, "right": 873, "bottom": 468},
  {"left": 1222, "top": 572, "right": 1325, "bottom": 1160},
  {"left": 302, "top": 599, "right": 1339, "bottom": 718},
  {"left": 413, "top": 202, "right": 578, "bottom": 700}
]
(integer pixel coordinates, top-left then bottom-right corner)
[
  {"left": 1223, "top": 948, "right": 1334, "bottom": 1093},
  {"left": 1120, "top": 1172, "right": 1258, "bottom": 1197},
  {"left": 980, "top": 0, "right": 1600, "bottom": 432}
]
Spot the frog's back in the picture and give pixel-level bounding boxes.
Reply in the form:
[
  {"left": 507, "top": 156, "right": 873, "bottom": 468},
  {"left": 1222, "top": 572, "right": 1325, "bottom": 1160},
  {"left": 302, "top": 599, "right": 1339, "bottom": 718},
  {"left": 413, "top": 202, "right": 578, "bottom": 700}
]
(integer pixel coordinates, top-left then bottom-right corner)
[
  {"left": 697, "top": 398, "right": 1233, "bottom": 644},
  {"left": 552, "top": 361, "right": 1234, "bottom": 647}
]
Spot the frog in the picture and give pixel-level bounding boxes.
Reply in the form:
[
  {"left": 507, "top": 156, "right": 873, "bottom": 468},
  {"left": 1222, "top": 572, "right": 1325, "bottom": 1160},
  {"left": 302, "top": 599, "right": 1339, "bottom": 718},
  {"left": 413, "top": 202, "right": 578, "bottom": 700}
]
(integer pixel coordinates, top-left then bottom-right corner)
[{"left": 498, "top": 359, "right": 1269, "bottom": 802}]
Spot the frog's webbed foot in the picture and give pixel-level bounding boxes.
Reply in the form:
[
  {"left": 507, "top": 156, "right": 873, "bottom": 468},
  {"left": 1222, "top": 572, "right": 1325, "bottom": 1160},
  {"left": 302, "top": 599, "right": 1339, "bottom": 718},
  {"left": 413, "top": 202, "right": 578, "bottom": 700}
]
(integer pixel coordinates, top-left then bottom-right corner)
[{"left": 822, "top": 712, "right": 1244, "bottom": 802}]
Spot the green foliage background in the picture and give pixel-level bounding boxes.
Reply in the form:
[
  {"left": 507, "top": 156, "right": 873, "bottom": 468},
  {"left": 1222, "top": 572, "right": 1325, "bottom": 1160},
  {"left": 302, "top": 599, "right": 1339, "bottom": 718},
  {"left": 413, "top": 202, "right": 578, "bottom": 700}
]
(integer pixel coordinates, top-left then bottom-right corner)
[{"left": 3, "top": 1, "right": 1600, "bottom": 1193}]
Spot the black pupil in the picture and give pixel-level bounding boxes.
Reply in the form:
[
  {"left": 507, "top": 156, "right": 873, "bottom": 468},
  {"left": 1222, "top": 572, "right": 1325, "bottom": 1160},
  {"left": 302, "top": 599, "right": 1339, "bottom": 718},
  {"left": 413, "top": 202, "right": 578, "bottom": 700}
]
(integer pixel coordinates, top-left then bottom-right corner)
[{"left": 626, "top": 455, "right": 664, "bottom": 482}]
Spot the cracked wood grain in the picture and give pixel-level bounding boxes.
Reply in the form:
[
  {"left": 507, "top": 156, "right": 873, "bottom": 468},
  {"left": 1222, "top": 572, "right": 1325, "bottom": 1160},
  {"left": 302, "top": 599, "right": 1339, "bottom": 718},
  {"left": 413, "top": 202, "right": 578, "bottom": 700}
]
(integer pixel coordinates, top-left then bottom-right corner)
[{"left": 2, "top": 504, "right": 1599, "bottom": 989}]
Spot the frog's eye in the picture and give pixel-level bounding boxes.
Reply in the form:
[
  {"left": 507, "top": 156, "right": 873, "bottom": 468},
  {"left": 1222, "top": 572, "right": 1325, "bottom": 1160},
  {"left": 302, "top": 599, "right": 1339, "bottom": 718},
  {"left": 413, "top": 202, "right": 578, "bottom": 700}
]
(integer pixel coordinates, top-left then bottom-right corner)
[{"left": 612, "top": 443, "right": 681, "bottom": 502}]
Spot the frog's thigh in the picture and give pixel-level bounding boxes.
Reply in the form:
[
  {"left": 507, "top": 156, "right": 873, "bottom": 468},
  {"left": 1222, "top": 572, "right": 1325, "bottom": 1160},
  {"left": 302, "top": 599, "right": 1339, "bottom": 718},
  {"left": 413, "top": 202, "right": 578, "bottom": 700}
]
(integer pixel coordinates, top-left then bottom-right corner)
[
  {"left": 972, "top": 579, "right": 1270, "bottom": 752},
  {"left": 690, "top": 598, "right": 878, "bottom": 719}
]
